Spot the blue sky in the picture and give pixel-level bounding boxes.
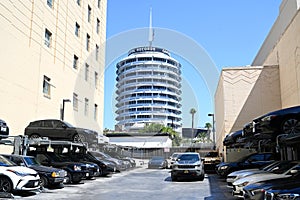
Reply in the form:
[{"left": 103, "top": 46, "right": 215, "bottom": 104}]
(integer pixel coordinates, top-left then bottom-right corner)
[{"left": 103, "top": 0, "right": 281, "bottom": 130}]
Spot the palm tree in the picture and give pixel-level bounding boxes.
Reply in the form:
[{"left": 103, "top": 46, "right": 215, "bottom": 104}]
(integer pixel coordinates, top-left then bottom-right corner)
[{"left": 190, "top": 108, "right": 196, "bottom": 143}]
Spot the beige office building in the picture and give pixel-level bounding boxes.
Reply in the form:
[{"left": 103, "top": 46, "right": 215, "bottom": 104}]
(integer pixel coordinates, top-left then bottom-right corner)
[
  {"left": 215, "top": 0, "right": 300, "bottom": 155},
  {"left": 0, "top": 1, "right": 107, "bottom": 142}
]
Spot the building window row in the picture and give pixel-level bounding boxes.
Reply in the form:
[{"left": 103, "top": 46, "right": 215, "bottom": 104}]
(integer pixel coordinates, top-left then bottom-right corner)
[
  {"left": 117, "top": 57, "right": 180, "bottom": 68},
  {"left": 73, "top": 93, "right": 98, "bottom": 121},
  {"left": 117, "top": 64, "right": 180, "bottom": 75}
]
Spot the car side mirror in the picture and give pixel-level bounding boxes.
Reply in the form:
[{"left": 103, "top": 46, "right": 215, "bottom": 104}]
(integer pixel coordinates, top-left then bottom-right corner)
[
  {"left": 201, "top": 158, "right": 205, "bottom": 162},
  {"left": 62, "top": 125, "right": 67, "bottom": 129}
]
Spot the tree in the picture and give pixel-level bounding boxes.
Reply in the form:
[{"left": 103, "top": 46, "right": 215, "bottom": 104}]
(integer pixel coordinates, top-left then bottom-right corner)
[
  {"left": 160, "top": 126, "right": 182, "bottom": 146},
  {"left": 139, "top": 123, "right": 164, "bottom": 133},
  {"left": 190, "top": 108, "right": 196, "bottom": 142}
]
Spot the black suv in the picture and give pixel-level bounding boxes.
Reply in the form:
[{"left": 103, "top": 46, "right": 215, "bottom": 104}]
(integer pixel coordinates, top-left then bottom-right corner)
[
  {"left": 2, "top": 154, "right": 66, "bottom": 188},
  {"left": 0, "top": 119, "right": 9, "bottom": 139},
  {"left": 24, "top": 119, "right": 98, "bottom": 144},
  {"left": 216, "top": 152, "right": 276, "bottom": 177},
  {"left": 27, "top": 151, "right": 89, "bottom": 184}
]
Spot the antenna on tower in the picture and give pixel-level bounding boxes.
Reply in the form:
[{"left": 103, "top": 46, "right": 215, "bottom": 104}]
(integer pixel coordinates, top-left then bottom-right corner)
[{"left": 148, "top": 7, "right": 154, "bottom": 47}]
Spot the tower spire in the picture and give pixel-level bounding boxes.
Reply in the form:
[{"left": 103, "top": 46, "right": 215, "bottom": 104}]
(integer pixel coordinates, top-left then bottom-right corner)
[{"left": 148, "top": 7, "right": 154, "bottom": 47}]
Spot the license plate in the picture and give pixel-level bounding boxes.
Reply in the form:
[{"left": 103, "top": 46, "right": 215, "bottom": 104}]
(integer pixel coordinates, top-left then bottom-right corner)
[
  {"left": 184, "top": 170, "right": 189, "bottom": 173},
  {"left": 86, "top": 173, "right": 89, "bottom": 177},
  {"left": 1, "top": 127, "right": 6, "bottom": 132}
]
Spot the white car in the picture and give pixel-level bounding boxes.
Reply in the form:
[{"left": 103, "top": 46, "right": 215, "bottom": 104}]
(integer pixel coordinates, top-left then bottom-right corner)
[
  {"left": 171, "top": 152, "right": 205, "bottom": 181},
  {"left": 167, "top": 152, "right": 182, "bottom": 169},
  {"left": 232, "top": 161, "right": 300, "bottom": 198},
  {"left": 0, "top": 155, "right": 40, "bottom": 193},
  {"left": 226, "top": 160, "right": 283, "bottom": 187}
]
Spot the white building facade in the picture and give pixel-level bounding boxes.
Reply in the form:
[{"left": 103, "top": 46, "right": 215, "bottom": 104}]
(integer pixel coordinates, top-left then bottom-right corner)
[
  {"left": 115, "top": 47, "right": 182, "bottom": 131},
  {"left": 0, "top": 1, "right": 107, "bottom": 142}
]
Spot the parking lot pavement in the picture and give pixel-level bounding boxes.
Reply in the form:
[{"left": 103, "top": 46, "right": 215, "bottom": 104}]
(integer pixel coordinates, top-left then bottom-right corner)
[{"left": 206, "top": 172, "right": 241, "bottom": 200}]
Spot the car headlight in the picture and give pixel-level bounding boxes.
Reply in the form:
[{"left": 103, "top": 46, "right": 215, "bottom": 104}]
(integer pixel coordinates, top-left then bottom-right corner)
[
  {"left": 277, "top": 193, "right": 300, "bottom": 199},
  {"left": 239, "top": 181, "right": 249, "bottom": 187},
  {"left": 73, "top": 165, "right": 81, "bottom": 171},
  {"left": 220, "top": 165, "right": 228, "bottom": 170},
  {"left": 51, "top": 171, "right": 60, "bottom": 178},
  {"left": 261, "top": 115, "right": 276, "bottom": 122},
  {"left": 7, "top": 169, "right": 30, "bottom": 177}
]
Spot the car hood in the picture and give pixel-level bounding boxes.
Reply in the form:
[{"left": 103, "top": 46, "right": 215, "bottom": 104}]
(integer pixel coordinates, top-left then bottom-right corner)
[
  {"left": 3, "top": 166, "right": 38, "bottom": 175},
  {"left": 233, "top": 172, "right": 291, "bottom": 186},
  {"left": 176, "top": 160, "right": 200, "bottom": 165},
  {"left": 29, "top": 165, "right": 61, "bottom": 173},
  {"left": 149, "top": 160, "right": 164, "bottom": 164},
  {"left": 228, "top": 168, "right": 260, "bottom": 177}
]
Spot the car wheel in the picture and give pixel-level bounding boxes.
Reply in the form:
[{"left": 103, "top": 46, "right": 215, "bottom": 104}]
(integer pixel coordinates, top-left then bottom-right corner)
[
  {"left": 281, "top": 118, "right": 300, "bottom": 134},
  {"left": 171, "top": 175, "right": 177, "bottom": 181},
  {"left": 0, "top": 176, "right": 13, "bottom": 193},
  {"left": 30, "top": 134, "right": 40, "bottom": 139},
  {"left": 198, "top": 173, "right": 205, "bottom": 181},
  {"left": 65, "top": 172, "right": 72, "bottom": 184},
  {"left": 73, "top": 134, "right": 86, "bottom": 143},
  {"left": 40, "top": 175, "right": 48, "bottom": 188},
  {"left": 98, "top": 168, "right": 103, "bottom": 177}
]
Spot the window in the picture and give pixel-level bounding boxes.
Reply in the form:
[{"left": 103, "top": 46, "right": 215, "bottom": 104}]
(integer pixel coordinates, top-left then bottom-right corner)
[
  {"left": 85, "top": 63, "right": 89, "bottom": 81},
  {"left": 95, "top": 72, "right": 98, "bottom": 88},
  {"left": 73, "top": 93, "right": 78, "bottom": 111},
  {"left": 47, "top": 0, "right": 54, "bottom": 8},
  {"left": 84, "top": 98, "right": 89, "bottom": 116},
  {"left": 97, "top": 0, "right": 101, "bottom": 8},
  {"left": 75, "top": 22, "right": 80, "bottom": 37},
  {"left": 96, "top": 18, "right": 100, "bottom": 34},
  {"left": 76, "top": 0, "right": 80, "bottom": 6},
  {"left": 95, "top": 44, "right": 99, "bottom": 61},
  {"left": 43, "top": 75, "right": 51, "bottom": 97},
  {"left": 44, "top": 29, "right": 52, "bottom": 48},
  {"left": 73, "top": 55, "right": 78, "bottom": 69},
  {"left": 87, "top": 5, "right": 91, "bottom": 23},
  {"left": 94, "top": 104, "right": 98, "bottom": 120},
  {"left": 86, "top": 34, "right": 90, "bottom": 51}
]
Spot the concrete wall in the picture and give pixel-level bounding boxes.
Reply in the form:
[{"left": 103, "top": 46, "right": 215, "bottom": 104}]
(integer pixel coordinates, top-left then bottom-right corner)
[
  {"left": 215, "top": 66, "right": 281, "bottom": 154},
  {"left": 0, "top": 1, "right": 107, "bottom": 146}
]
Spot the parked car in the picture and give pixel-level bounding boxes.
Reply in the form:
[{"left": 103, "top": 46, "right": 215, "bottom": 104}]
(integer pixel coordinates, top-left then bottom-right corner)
[
  {"left": 24, "top": 119, "right": 98, "bottom": 143},
  {"left": 243, "top": 105, "right": 300, "bottom": 138},
  {"left": 171, "top": 152, "right": 205, "bottom": 181},
  {"left": 0, "top": 155, "right": 40, "bottom": 193},
  {"left": 243, "top": 170, "right": 300, "bottom": 200},
  {"left": 203, "top": 151, "right": 222, "bottom": 171},
  {"left": 89, "top": 151, "right": 127, "bottom": 172},
  {"left": 232, "top": 161, "right": 300, "bottom": 198},
  {"left": 61, "top": 152, "right": 115, "bottom": 177},
  {"left": 148, "top": 156, "right": 168, "bottom": 169},
  {"left": 2, "top": 154, "right": 66, "bottom": 188},
  {"left": 166, "top": 152, "right": 182, "bottom": 169},
  {"left": 216, "top": 152, "right": 276, "bottom": 177},
  {"left": 105, "top": 151, "right": 136, "bottom": 168},
  {"left": 223, "top": 130, "right": 244, "bottom": 147},
  {"left": 265, "top": 186, "right": 300, "bottom": 200},
  {"left": 27, "top": 151, "right": 88, "bottom": 184},
  {"left": 226, "top": 160, "right": 285, "bottom": 187},
  {"left": 0, "top": 119, "right": 9, "bottom": 139}
]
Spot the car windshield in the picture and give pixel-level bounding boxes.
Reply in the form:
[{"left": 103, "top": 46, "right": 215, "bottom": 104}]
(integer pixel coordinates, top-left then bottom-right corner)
[
  {"left": 151, "top": 156, "right": 164, "bottom": 161},
  {"left": 24, "top": 156, "right": 40, "bottom": 166},
  {"left": 205, "top": 152, "right": 218, "bottom": 157},
  {"left": 63, "top": 121, "right": 74, "bottom": 128},
  {"left": 177, "top": 154, "right": 199, "bottom": 161},
  {"left": 270, "top": 161, "right": 300, "bottom": 174},
  {"left": 0, "top": 155, "right": 14, "bottom": 166}
]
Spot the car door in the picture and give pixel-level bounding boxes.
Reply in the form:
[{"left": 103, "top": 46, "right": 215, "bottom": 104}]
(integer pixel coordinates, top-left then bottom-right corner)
[
  {"left": 40, "top": 120, "right": 56, "bottom": 139},
  {"left": 53, "top": 120, "right": 74, "bottom": 140}
]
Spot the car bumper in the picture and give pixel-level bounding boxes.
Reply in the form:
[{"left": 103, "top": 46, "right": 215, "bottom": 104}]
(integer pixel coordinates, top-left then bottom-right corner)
[
  {"left": 232, "top": 185, "right": 245, "bottom": 198},
  {"left": 171, "top": 169, "right": 203, "bottom": 179},
  {"left": 15, "top": 177, "right": 40, "bottom": 191}
]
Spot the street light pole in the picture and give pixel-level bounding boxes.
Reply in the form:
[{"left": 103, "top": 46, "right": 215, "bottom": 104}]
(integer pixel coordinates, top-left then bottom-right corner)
[
  {"left": 208, "top": 113, "right": 215, "bottom": 150},
  {"left": 61, "top": 99, "right": 71, "bottom": 121}
]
